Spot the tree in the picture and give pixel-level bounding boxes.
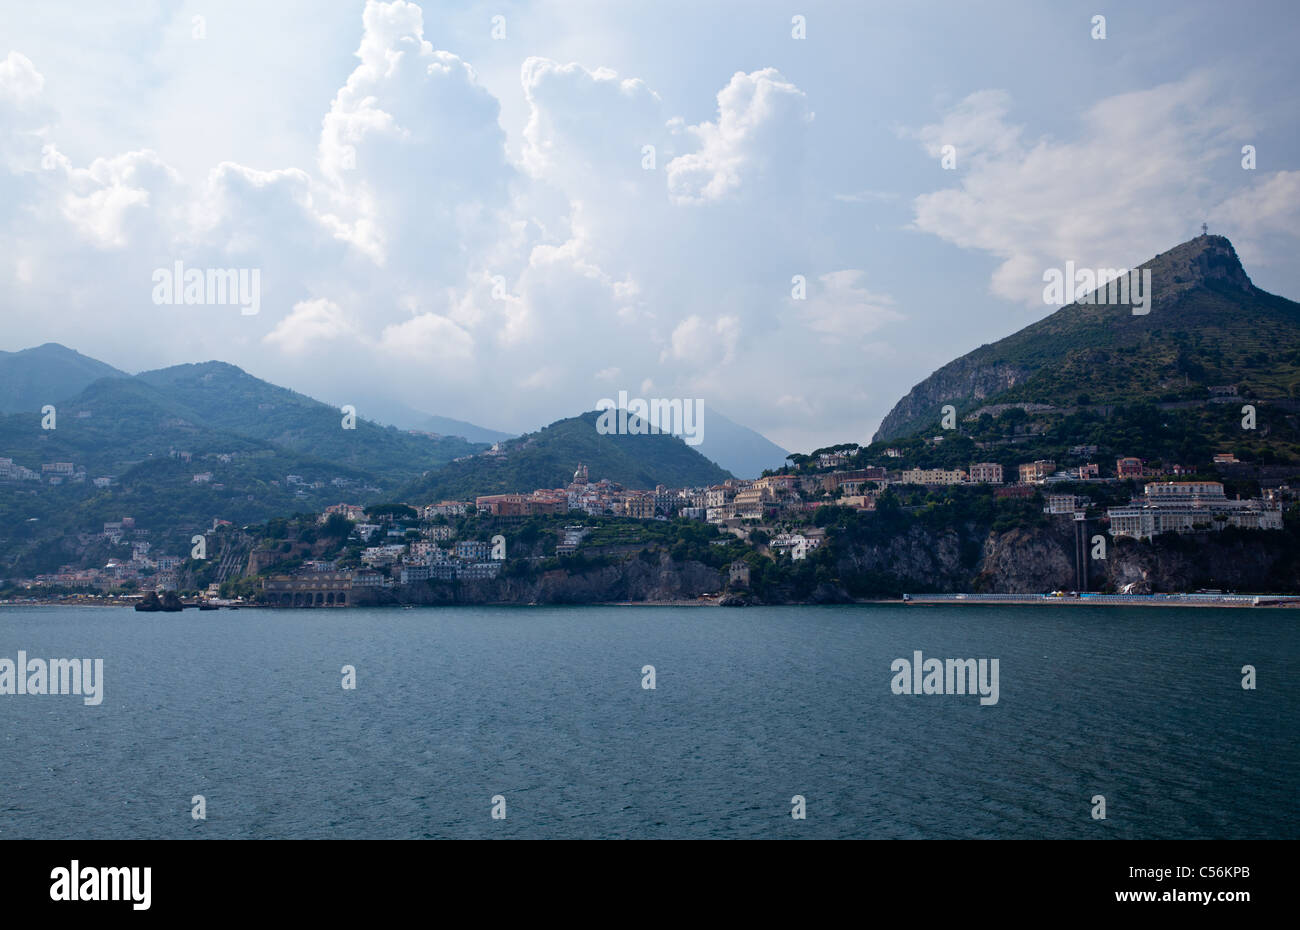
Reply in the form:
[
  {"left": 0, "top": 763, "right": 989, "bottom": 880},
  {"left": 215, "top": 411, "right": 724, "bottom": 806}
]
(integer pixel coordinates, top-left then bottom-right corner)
[{"left": 321, "top": 512, "right": 352, "bottom": 540}]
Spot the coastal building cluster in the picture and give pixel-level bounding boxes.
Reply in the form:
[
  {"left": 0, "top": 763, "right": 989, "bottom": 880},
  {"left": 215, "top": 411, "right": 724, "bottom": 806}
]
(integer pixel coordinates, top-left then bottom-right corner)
[
  {"left": 26, "top": 516, "right": 188, "bottom": 592},
  {"left": 1107, "top": 482, "right": 1283, "bottom": 541},
  {"left": 5, "top": 437, "right": 1291, "bottom": 601}
]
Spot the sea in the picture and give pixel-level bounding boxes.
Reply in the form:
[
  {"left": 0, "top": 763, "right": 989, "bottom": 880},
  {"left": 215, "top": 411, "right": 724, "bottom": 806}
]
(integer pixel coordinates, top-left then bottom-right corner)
[{"left": 1, "top": 604, "right": 1295, "bottom": 839}]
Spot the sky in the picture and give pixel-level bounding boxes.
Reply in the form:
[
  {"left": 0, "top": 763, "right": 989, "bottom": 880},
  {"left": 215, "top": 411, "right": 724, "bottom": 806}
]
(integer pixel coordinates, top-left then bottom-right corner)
[{"left": 1, "top": 0, "right": 1298, "bottom": 452}]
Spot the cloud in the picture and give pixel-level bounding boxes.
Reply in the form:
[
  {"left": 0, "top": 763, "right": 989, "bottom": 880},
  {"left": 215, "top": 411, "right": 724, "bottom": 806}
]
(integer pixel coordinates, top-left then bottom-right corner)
[
  {"left": 799, "top": 270, "right": 903, "bottom": 341},
  {"left": 0, "top": 1, "right": 888, "bottom": 450},
  {"left": 1213, "top": 170, "right": 1300, "bottom": 268},
  {"left": 0, "top": 51, "right": 44, "bottom": 104},
  {"left": 665, "top": 314, "right": 740, "bottom": 366},
  {"left": 908, "top": 75, "right": 1250, "bottom": 305},
  {"left": 264, "top": 299, "right": 357, "bottom": 354},
  {"left": 377, "top": 311, "right": 474, "bottom": 363},
  {"left": 666, "top": 68, "right": 813, "bottom": 206}
]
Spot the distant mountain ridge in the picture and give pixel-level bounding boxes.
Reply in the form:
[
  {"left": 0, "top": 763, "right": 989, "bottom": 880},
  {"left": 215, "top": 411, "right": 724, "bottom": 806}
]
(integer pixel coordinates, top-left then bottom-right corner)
[
  {"left": 665, "top": 406, "right": 788, "bottom": 479},
  {"left": 872, "top": 235, "right": 1299, "bottom": 443},
  {"left": 0, "top": 343, "right": 128, "bottom": 414},
  {"left": 401, "top": 410, "right": 733, "bottom": 502}
]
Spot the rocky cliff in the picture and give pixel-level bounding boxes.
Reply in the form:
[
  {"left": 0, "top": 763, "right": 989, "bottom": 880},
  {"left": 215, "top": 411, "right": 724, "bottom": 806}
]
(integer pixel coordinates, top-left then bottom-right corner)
[
  {"left": 827, "top": 518, "right": 1299, "bottom": 597},
  {"left": 347, "top": 518, "right": 1298, "bottom": 607},
  {"left": 350, "top": 554, "right": 725, "bottom": 606}
]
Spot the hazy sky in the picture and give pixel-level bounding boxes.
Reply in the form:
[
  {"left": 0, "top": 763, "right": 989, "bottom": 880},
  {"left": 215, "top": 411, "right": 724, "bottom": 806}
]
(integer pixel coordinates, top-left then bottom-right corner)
[{"left": 1, "top": 0, "right": 1297, "bottom": 451}]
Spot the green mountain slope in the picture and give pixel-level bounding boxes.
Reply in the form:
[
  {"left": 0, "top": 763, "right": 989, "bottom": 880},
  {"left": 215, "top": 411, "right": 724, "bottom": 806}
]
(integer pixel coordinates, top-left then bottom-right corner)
[
  {"left": 401, "top": 410, "right": 733, "bottom": 502},
  {"left": 133, "top": 362, "right": 481, "bottom": 482},
  {"left": 0, "top": 343, "right": 127, "bottom": 414},
  {"left": 873, "top": 235, "right": 1300, "bottom": 444},
  {"left": 0, "top": 361, "right": 484, "bottom": 575}
]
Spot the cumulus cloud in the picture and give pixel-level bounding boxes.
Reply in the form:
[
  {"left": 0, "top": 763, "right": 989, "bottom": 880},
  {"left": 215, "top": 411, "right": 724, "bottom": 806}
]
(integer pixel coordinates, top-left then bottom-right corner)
[
  {"left": 264, "top": 298, "right": 358, "bottom": 355},
  {"left": 0, "top": 1, "right": 886, "bottom": 450},
  {"left": 666, "top": 68, "right": 813, "bottom": 206},
  {"left": 908, "top": 75, "right": 1250, "bottom": 305},
  {"left": 377, "top": 311, "right": 474, "bottom": 364}
]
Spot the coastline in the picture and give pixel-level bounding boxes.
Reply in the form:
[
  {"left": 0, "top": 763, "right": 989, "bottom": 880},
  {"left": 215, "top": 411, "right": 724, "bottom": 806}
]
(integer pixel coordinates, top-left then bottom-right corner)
[{"left": 6, "top": 593, "right": 1300, "bottom": 609}]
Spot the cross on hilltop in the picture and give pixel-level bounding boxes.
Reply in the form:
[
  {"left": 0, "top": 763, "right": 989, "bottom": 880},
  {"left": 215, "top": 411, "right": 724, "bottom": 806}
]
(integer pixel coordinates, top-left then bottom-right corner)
[{"left": 1202, "top": 222, "right": 1208, "bottom": 236}]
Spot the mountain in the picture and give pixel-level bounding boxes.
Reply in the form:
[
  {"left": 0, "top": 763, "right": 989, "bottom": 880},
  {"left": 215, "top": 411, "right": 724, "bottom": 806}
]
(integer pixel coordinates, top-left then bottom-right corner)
[
  {"left": 401, "top": 410, "right": 733, "bottom": 502},
  {"left": 672, "top": 406, "right": 788, "bottom": 479},
  {"left": 0, "top": 343, "right": 127, "bottom": 414},
  {"left": 872, "top": 235, "right": 1300, "bottom": 446},
  {"left": 131, "top": 362, "right": 482, "bottom": 482},
  {"left": 0, "top": 359, "right": 486, "bottom": 575},
  {"left": 337, "top": 393, "right": 515, "bottom": 444}
]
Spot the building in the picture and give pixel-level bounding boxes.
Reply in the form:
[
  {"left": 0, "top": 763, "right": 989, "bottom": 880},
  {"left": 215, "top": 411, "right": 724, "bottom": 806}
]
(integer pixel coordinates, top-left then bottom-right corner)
[
  {"left": 423, "top": 501, "right": 470, "bottom": 518},
  {"left": 458, "top": 562, "right": 501, "bottom": 580},
  {"left": 361, "top": 545, "right": 405, "bottom": 566},
  {"left": 263, "top": 572, "right": 352, "bottom": 607},
  {"left": 821, "top": 468, "right": 886, "bottom": 492},
  {"left": 1044, "top": 494, "right": 1085, "bottom": 515},
  {"left": 0, "top": 458, "right": 39, "bottom": 481},
  {"left": 623, "top": 492, "right": 657, "bottom": 519},
  {"left": 1212, "top": 453, "right": 1240, "bottom": 465},
  {"left": 409, "top": 541, "right": 445, "bottom": 562},
  {"left": 455, "top": 540, "right": 491, "bottom": 561},
  {"left": 399, "top": 565, "right": 431, "bottom": 584},
  {"left": 475, "top": 493, "right": 564, "bottom": 518},
  {"left": 899, "top": 467, "right": 967, "bottom": 485},
  {"left": 1107, "top": 481, "right": 1283, "bottom": 541},
  {"left": 321, "top": 503, "right": 365, "bottom": 522},
  {"left": 1116, "top": 457, "right": 1145, "bottom": 479},
  {"left": 704, "top": 486, "right": 735, "bottom": 508},
  {"left": 1145, "top": 481, "right": 1224, "bottom": 500},
  {"left": 556, "top": 526, "right": 589, "bottom": 556},
  {"left": 755, "top": 474, "right": 800, "bottom": 493},
  {"left": 968, "top": 462, "right": 1004, "bottom": 484},
  {"left": 1018, "top": 460, "right": 1057, "bottom": 484}
]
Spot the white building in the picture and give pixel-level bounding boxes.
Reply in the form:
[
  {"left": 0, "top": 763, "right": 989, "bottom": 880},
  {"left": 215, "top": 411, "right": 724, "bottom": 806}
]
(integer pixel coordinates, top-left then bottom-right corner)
[{"left": 1108, "top": 482, "right": 1282, "bottom": 540}]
